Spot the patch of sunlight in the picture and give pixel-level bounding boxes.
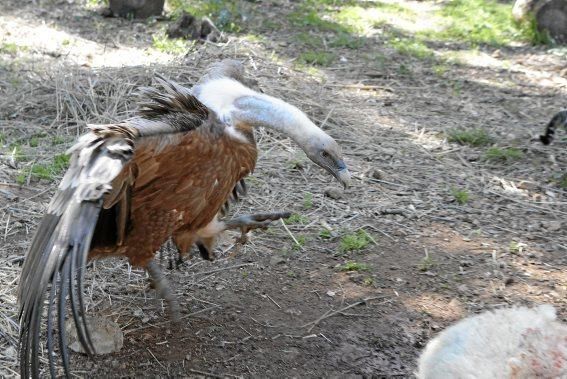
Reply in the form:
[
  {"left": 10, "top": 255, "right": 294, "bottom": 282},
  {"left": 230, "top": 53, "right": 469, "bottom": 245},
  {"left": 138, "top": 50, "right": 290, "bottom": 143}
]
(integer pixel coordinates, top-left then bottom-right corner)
[
  {"left": 85, "top": 0, "right": 108, "bottom": 10},
  {"left": 404, "top": 294, "right": 465, "bottom": 321},
  {"left": 511, "top": 263, "right": 567, "bottom": 289},
  {"left": 0, "top": 15, "right": 173, "bottom": 67},
  {"left": 441, "top": 49, "right": 506, "bottom": 68},
  {"left": 419, "top": 0, "right": 534, "bottom": 46},
  {"left": 491, "top": 177, "right": 528, "bottom": 197},
  {"left": 152, "top": 32, "right": 191, "bottom": 55},
  {"left": 407, "top": 127, "right": 445, "bottom": 151},
  {"left": 332, "top": 4, "right": 426, "bottom": 35},
  {"left": 444, "top": 50, "right": 567, "bottom": 90}
]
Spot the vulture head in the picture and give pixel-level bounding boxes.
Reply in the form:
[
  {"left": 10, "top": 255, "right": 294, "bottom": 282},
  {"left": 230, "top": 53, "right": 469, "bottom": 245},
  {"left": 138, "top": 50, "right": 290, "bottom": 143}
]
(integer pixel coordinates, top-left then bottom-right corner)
[{"left": 193, "top": 63, "right": 352, "bottom": 189}]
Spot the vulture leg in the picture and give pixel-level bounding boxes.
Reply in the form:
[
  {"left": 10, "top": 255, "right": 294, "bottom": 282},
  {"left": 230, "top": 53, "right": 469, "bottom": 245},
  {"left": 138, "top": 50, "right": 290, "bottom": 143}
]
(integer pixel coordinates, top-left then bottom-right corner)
[
  {"left": 224, "top": 211, "right": 292, "bottom": 243},
  {"left": 146, "top": 261, "right": 180, "bottom": 322}
]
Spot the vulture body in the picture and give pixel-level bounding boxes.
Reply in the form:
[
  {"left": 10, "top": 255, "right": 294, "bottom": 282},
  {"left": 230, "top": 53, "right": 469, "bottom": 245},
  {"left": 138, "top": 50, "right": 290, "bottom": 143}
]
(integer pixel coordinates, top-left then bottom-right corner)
[{"left": 18, "top": 60, "right": 350, "bottom": 377}]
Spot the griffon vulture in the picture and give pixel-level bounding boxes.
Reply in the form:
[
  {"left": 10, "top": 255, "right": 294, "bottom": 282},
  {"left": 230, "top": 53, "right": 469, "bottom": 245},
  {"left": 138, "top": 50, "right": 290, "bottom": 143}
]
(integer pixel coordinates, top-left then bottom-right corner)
[{"left": 18, "top": 60, "right": 351, "bottom": 377}]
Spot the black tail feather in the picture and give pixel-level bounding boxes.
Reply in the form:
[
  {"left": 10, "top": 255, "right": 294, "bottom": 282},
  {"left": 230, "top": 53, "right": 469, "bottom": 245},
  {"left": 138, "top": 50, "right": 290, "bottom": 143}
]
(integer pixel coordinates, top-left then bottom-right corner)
[
  {"left": 47, "top": 282, "right": 57, "bottom": 378},
  {"left": 540, "top": 110, "right": 567, "bottom": 145},
  {"left": 58, "top": 260, "right": 71, "bottom": 376},
  {"left": 19, "top": 201, "right": 103, "bottom": 377}
]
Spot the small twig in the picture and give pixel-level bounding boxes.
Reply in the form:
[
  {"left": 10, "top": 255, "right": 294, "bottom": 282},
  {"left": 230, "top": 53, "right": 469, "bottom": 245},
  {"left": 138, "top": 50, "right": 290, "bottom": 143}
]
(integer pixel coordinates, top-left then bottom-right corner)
[
  {"left": 264, "top": 294, "right": 281, "bottom": 309},
  {"left": 319, "top": 107, "right": 335, "bottom": 130},
  {"left": 146, "top": 348, "right": 166, "bottom": 371},
  {"left": 302, "top": 296, "right": 386, "bottom": 332},
  {"left": 280, "top": 219, "right": 305, "bottom": 252},
  {"left": 187, "top": 368, "right": 242, "bottom": 379},
  {"left": 193, "top": 263, "right": 254, "bottom": 276}
]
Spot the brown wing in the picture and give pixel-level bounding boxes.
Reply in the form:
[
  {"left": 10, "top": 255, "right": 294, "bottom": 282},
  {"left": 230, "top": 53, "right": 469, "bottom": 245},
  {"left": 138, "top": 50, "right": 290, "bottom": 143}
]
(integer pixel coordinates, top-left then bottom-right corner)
[{"left": 18, "top": 78, "right": 211, "bottom": 378}]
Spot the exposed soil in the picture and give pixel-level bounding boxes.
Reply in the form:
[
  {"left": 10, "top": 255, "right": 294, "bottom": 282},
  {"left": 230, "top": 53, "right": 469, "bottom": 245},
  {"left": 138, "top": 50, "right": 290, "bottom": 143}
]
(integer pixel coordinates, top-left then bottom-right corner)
[{"left": 0, "top": 0, "right": 566, "bottom": 377}]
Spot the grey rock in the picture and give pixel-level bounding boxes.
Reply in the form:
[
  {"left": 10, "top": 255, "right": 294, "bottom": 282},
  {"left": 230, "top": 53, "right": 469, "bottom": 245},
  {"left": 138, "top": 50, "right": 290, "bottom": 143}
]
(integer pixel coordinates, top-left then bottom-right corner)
[
  {"left": 66, "top": 316, "right": 123, "bottom": 355},
  {"left": 324, "top": 187, "right": 343, "bottom": 199}
]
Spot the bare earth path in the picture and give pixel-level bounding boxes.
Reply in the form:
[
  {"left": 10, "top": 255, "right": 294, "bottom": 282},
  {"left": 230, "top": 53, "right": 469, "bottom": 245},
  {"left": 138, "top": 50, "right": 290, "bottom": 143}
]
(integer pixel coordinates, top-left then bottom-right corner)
[{"left": 0, "top": 0, "right": 565, "bottom": 377}]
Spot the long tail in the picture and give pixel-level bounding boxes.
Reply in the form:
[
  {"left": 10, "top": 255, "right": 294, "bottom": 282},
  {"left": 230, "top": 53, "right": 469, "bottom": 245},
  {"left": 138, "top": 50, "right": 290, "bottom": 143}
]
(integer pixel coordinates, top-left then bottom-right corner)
[
  {"left": 18, "top": 129, "right": 134, "bottom": 377},
  {"left": 540, "top": 110, "right": 567, "bottom": 145}
]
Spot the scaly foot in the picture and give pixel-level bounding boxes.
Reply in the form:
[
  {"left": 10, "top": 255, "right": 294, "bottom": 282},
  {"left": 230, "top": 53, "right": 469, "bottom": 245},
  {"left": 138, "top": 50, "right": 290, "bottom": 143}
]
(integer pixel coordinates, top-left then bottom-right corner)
[
  {"left": 224, "top": 211, "right": 292, "bottom": 243},
  {"left": 146, "top": 260, "right": 181, "bottom": 322}
]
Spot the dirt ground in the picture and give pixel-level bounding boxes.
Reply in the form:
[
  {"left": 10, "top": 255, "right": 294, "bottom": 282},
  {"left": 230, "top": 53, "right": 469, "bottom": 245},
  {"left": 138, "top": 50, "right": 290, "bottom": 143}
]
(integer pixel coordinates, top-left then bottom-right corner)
[{"left": 0, "top": 0, "right": 566, "bottom": 377}]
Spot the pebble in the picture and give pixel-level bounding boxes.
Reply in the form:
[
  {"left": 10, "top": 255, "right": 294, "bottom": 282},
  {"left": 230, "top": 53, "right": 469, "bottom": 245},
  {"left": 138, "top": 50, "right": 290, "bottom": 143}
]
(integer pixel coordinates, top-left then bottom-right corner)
[
  {"left": 269, "top": 255, "right": 286, "bottom": 265},
  {"left": 324, "top": 187, "right": 343, "bottom": 199},
  {"left": 542, "top": 221, "right": 562, "bottom": 232},
  {"left": 368, "top": 168, "right": 384, "bottom": 180}
]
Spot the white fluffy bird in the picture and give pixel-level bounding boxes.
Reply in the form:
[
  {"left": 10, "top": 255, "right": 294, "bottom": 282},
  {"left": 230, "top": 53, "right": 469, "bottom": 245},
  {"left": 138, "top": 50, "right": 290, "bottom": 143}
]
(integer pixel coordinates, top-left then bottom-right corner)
[{"left": 418, "top": 305, "right": 567, "bottom": 379}]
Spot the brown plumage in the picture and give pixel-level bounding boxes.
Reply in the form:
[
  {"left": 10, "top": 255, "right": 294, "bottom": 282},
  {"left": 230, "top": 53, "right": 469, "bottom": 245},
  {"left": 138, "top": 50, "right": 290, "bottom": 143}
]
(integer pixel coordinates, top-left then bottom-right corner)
[{"left": 18, "top": 60, "right": 351, "bottom": 378}]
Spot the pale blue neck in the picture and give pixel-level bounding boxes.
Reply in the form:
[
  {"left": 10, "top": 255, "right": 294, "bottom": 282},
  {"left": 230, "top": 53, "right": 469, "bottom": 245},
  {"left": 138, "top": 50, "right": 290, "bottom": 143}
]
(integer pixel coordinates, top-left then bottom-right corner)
[{"left": 231, "top": 94, "right": 324, "bottom": 147}]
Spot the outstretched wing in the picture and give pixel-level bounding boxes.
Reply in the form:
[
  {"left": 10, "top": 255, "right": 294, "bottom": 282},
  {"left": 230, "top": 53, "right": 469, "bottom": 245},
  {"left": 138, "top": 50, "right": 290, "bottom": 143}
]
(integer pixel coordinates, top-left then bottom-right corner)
[
  {"left": 18, "top": 77, "right": 211, "bottom": 378},
  {"left": 18, "top": 126, "right": 136, "bottom": 378}
]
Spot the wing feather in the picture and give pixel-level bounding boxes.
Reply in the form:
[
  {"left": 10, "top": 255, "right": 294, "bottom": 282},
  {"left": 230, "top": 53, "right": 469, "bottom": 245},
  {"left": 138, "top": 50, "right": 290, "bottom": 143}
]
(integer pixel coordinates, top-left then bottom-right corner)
[{"left": 18, "top": 127, "right": 135, "bottom": 377}]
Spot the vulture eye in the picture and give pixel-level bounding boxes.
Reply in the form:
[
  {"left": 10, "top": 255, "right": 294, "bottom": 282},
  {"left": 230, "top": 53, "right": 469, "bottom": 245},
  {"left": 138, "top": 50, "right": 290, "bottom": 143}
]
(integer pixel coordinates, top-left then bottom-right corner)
[{"left": 321, "top": 151, "right": 329, "bottom": 159}]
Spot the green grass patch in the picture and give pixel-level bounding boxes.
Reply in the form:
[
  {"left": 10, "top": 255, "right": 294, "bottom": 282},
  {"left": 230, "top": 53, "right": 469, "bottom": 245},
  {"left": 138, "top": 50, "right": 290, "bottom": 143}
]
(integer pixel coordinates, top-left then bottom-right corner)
[
  {"left": 334, "top": 4, "right": 416, "bottom": 34},
  {"left": 447, "top": 128, "right": 493, "bottom": 146},
  {"left": 520, "top": 16, "right": 553, "bottom": 45},
  {"left": 340, "top": 261, "right": 369, "bottom": 272},
  {"left": 509, "top": 241, "right": 526, "bottom": 254},
  {"left": 340, "top": 229, "right": 373, "bottom": 252},
  {"left": 421, "top": 0, "right": 546, "bottom": 46},
  {"left": 319, "top": 229, "right": 332, "bottom": 239},
  {"left": 418, "top": 255, "right": 436, "bottom": 272},
  {"left": 292, "top": 235, "right": 307, "bottom": 251},
  {"left": 289, "top": 9, "right": 344, "bottom": 33},
  {"left": 397, "top": 64, "right": 412, "bottom": 76},
  {"left": 556, "top": 174, "right": 567, "bottom": 189},
  {"left": 0, "top": 42, "right": 20, "bottom": 55},
  {"left": 287, "top": 155, "right": 307, "bottom": 170},
  {"left": 285, "top": 213, "right": 309, "bottom": 225},
  {"left": 9, "top": 144, "right": 26, "bottom": 162},
  {"left": 451, "top": 187, "right": 469, "bottom": 205},
  {"left": 299, "top": 51, "right": 335, "bottom": 66},
  {"left": 433, "top": 64, "right": 448, "bottom": 76},
  {"left": 29, "top": 137, "right": 39, "bottom": 148},
  {"left": 152, "top": 33, "right": 188, "bottom": 54},
  {"left": 296, "top": 32, "right": 324, "bottom": 48},
  {"left": 484, "top": 147, "right": 523, "bottom": 162},
  {"left": 330, "top": 32, "right": 365, "bottom": 49},
  {"left": 51, "top": 136, "right": 67, "bottom": 145},
  {"left": 390, "top": 38, "right": 433, "bottom": 59},
  {"left": 303, "top": 192, "right": 313, "bottom": 209},
  {"left": 18, "top": 154, "right": 70, "bottom": 184}
]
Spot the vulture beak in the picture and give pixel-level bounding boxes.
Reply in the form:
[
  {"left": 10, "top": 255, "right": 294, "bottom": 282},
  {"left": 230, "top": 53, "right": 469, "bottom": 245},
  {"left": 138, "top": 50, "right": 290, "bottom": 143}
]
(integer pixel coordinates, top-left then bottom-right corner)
[
  {"left": 337, "top": 169, "right": 351, "bottom": 189},
  {"left": 334, "top": 160, "right": 351, "bottom": 189}
]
